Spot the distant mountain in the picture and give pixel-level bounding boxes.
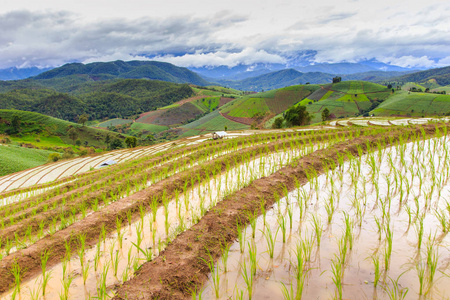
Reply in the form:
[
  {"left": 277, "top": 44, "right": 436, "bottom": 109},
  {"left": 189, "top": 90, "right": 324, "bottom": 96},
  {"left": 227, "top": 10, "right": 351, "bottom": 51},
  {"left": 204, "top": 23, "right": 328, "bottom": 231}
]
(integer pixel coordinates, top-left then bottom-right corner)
[
  {"left": 295, "top": 62, "right": 377, "bottom": 74},
  {"left": 391, "top": 66, "right": 450, "bottom": 86},
  {"left": 189, "top": 60, "right": 415, "bottom": 81},
  {"left": 189, "top": 63, "right": 285, "bottom": 81},
  {"left": 217, "top": 69, "right": 334, "bottom": 91},
  {"left": 342, "top": 70, "right": 413, "bottom": 82},
  {"left": 0, "top": 67, "right": 51, "bottom": 81},
  {"left": 215, "top": 68, "right": 411, "bottom": 91},
  {"left": 34, "top": 60, "right": 210, "bottom": 86}
]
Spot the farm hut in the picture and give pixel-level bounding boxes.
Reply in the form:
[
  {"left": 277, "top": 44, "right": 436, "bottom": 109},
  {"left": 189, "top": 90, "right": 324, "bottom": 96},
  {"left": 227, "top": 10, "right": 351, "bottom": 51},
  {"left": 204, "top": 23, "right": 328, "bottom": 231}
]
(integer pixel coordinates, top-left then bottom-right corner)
[
  {"left": 212, "top": 131, "right": 228, "bottom": 140},
  {"left": 98, "top": 159, "right": 117, "bottom": 168}
]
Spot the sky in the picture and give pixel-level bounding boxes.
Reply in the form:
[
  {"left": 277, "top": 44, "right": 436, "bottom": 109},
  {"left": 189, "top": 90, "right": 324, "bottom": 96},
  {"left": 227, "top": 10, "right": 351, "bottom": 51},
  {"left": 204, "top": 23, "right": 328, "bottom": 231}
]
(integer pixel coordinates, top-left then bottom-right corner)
[{"left": 0, "top": 0, "right": 449, "bottom": 69}]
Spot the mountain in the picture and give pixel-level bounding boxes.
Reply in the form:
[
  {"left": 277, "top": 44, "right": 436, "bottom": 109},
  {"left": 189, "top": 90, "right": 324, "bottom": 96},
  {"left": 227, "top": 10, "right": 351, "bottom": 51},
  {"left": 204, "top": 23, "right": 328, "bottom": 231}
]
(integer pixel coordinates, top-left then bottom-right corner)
[
  {"left": 295, "top": 62, "right": 376, "bottom": 74},
  {"left": 0, "top": 67, "right": 51, "bottom": 81},
  {"left": 217, "top": 69, "right": 334, "bottom": 91},
  {"left": 0, "top": 79, "right": 195, "bottom": 122},
  {"left": 189, "top": 63, "right": 285, "bottom": 81},
  {"left": 189, "top": 59, "right": 415, "bottom": 81},
  {"left": 391, "top": 66, "right": 450, "bottom": 86},
  {"left": 34, "top": 60, "right": 210, "bottom": 86}
]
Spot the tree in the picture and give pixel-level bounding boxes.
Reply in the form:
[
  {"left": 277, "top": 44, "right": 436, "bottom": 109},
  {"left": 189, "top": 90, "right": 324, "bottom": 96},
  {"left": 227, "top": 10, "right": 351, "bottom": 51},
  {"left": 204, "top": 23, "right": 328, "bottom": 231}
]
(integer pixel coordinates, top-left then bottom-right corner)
[
  {"left": 125, "top": 136, "right": 137, "bottom": 148},
  {"left": 75, "top": 138, "right": 82, "bottom": 146},
  {"left": 272, "top": 117, "right": 284, "bottom": 129},
  {"left": 321, "top": 108, "right": 330, "bottom": 122},
  {"left": 109, "top": 138, "right": 123, "bottom": 150},
  {"left": 332, "top": 76, "right": 341, "bottom": 83},
  {"left": 77, "top": 114, "right": 89, "bottom": 126},
  {"left": 284, "top": 105, "right": 311, "bottom": 127},
  {"left": 67, "top": 127, "right": 78, "bottom": 142},
  {"left": 11, "top": 115, "right": 20, "bottom": 132}
]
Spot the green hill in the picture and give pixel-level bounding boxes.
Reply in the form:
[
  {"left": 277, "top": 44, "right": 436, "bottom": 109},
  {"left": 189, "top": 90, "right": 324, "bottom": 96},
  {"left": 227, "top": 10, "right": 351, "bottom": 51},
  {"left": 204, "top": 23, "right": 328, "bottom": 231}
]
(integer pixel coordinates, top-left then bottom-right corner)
[
  {"left": 296, "top": 81, "right": 390, "bottom": 123},
  {"left": 221, "top": 84, "right": 321, "bottom": 120},
  {"left": 218, "top": 69, "right": 334, "bottom": 91},
  {"left": 34, "top": 60, "right": 210, "bottom": 86},
  {"left": 392, "top": 66, "right": 450, "bottom": 86},
  {"left": 0, "top": 109, "right": 126, "bottom": 148},
  {"left": 370, "top": 91, "right": 450, "bottom": 117},
  {"left": 0, "top": 79, "right": 195, "bottom": 122},
  {"left": 0, "top": 145, "right": 57, "bottom": 176}
]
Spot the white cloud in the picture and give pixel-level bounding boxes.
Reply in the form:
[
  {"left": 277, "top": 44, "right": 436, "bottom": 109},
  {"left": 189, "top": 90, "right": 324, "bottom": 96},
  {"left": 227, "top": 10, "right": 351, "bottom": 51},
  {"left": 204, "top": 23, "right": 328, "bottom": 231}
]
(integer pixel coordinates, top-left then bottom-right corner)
[
  {"left": 152, "top": 48, "right": 286, "bottom": 67},
  {"left": 0, "top": 0, "right": 449, "bottom": 69},
  {"left": 378, "top": 56, "right": 437, "bottom": 68}
]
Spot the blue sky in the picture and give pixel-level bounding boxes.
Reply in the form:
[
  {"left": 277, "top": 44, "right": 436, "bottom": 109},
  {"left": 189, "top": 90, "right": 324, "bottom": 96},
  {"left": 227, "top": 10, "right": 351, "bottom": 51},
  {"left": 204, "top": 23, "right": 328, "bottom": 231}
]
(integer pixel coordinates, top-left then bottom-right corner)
[{"left": 0, "top": 0, "right": 449, "bottom": 69}]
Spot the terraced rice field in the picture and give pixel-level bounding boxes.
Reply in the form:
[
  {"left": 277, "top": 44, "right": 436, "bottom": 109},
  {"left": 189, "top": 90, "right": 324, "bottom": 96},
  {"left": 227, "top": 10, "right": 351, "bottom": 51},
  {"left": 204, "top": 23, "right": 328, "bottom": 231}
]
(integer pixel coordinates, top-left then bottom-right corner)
[{"left": 1, "top": 123, "right": 450, "bottom": 300}]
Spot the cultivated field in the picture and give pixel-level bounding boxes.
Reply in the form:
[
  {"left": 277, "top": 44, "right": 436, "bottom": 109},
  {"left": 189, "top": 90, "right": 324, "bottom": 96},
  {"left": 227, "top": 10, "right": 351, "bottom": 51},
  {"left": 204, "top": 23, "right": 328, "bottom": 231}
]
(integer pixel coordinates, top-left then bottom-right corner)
[{"left": 0, "top": 122, "right": 449, "bottom": 300}]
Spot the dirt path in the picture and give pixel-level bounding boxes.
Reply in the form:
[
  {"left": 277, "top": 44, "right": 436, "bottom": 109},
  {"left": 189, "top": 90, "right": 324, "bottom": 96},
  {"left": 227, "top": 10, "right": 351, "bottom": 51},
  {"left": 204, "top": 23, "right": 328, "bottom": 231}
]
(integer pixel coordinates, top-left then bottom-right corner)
[{"left": 113, "top": 124, "right": 444, "bottom": 299}]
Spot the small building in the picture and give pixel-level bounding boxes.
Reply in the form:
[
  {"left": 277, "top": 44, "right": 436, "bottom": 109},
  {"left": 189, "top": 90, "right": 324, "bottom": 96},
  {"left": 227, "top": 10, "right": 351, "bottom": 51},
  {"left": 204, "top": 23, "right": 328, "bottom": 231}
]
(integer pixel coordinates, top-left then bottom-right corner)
[
  {"left": 212, "top": 131, "right": 228, "bottom": 140},
  {"left": 98, "top": 159, "right": 117, "bottom": 168}
]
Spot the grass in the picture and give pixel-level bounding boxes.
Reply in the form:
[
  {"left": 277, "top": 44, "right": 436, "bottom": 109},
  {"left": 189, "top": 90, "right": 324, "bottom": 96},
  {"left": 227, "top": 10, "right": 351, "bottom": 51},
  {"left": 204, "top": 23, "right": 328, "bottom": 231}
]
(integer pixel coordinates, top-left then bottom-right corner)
[
  {"left": 372, "top": 91, "right": 450, "bottom": 117},
  {"left": 129, "top": 122, "right": 169, "bottom": 134},
  {"left": 181, "top": 110, "right": 249, "bottom": 132},
  {"left": 0, "top": 145, "right": 57, "bottom": 176},
  {"left": 0, "top": 109, "right": 126, "bottom": 148},
  {"left": 96, "top": 118, "right": 133, "bottom": 128}
]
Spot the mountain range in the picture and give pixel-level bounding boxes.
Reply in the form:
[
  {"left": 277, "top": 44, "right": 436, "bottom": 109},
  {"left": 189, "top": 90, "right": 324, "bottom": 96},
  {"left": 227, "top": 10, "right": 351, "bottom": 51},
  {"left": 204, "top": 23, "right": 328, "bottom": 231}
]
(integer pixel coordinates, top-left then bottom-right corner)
[{"left": 189, "top": 60, "right": 415, "bottom": 81}]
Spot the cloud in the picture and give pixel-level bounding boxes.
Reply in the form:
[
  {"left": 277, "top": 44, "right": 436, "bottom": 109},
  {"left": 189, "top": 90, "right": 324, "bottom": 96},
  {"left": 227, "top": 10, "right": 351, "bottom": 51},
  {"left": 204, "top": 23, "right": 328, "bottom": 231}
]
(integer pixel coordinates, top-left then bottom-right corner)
[
  {"left": 0, "top": 10, "right": 246, "bottom": 68},
  {"left": 152, "top": 48, "right": 286, "bottom": 67},
  {"left": 378, "top": 56, "right": 437, "bottom": 68},
  {"left": 0, "top": 1, "right": 449, "bottom": 70}
]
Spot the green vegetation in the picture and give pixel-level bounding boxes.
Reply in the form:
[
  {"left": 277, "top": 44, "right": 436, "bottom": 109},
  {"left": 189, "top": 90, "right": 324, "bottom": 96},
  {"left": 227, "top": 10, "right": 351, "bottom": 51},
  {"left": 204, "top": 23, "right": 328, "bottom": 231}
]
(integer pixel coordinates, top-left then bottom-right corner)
[
  {"left": 96, "top": 119, "right": 133, "bottom": 128},
  {"left": 330, "top": 81, "right": 388, "bottom": 94},
  {"left": 392, "top": 66, "right": 450, "bottom": 86},
  {"left": 0, "top": 77, "right": 195, "bottom": 122},
  {"left": 371, "top": 91, "right": 450, "bottom": 117},
  {"left": 0, "top": 145, "right": 57, "bottom": 176},
  {"left": 181, "top": 110, "right": 249, "bottom": 133},
  {"left": 222, "top": 84, "right": 320, "bottom": 121},
  {"left": 0, "top": 109, "right": 126, "bottom": 148}
]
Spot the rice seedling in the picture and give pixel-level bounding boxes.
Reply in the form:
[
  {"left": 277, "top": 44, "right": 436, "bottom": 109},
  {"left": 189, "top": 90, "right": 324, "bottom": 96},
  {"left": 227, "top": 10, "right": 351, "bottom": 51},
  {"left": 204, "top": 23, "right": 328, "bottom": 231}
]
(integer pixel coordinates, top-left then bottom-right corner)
[
  {"left": 372, "top": 254, "right": 381, "bottom": 288},
  {"left": 240, "top": 260, "right": 254, "bottom": 299},
  {"left": 237, "top": 221, "right": 246, "bottom": 253},
  {"left": 201, "top": 249, "right": 220, "bottom": 298},
  {"left": 311, "top": 214, "right": 322, "bottom": 247},
  {"left": 262, "top": 224, "right": 278, "bottom": 259},
  {"left": 10, "top": 260, "right": 24, "bottom": 296},
  {"left": 40, "top": 249, "right": 52, "bottom": 295},
  {"left": 248, "top": 241, "right": 258, "bottom": 276},
  {"left": 330, "top": 254, "right": 344, "bottom": 300},
  {"left": 278, "top": 214, "right": 287, "bottom": 243},
  {"left": 221, "top": 243, "right": 230, "bottom": 273}
]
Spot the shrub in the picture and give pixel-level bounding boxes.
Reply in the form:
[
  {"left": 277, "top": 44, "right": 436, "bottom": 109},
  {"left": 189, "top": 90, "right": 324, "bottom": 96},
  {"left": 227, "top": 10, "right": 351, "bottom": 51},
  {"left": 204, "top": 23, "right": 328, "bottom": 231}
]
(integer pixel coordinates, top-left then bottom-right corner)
[{"left": 48, "top": 153, "right": 61, "bottom": 162}]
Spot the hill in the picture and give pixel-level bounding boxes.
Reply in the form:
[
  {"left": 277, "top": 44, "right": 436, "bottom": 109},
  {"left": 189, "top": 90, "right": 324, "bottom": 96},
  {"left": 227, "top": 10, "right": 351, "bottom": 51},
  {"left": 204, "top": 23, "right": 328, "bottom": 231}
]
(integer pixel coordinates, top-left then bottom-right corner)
[
  {"left": 297, "top": 81, "right": 391, "bottom": 123},
  {"left": 217, "top": 69, "right": 413, "bottom": 92},
  {"left": 0, "top": 109, "right": 126, "bottom": 148},
  {"left": 392, "top": 66, "right": 450, "bottom": 86},
  {"left": 34, "top": 60, "right": 210, "bottom": 86},
  {"left": 0, "top": 145, "right": 57, "bottom": 176},
  {"left": 0, "top": 79, "right": 195, "bottom": 122},
  {"left": 370, "top": 91, "right": 450, "bottom": 117},
  {"left": 218, "top": 69, "right": 334, "bottom": 91},
  {"left": 130, "top": 86, "right": 241, "bottom": 136}
]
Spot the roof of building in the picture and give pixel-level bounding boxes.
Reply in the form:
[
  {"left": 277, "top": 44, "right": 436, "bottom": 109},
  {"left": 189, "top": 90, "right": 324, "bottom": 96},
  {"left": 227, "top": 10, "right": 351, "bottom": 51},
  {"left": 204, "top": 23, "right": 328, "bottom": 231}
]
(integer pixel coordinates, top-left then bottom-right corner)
[{"left": 98, "top": 159, "right": 117, "bottom": 167}]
